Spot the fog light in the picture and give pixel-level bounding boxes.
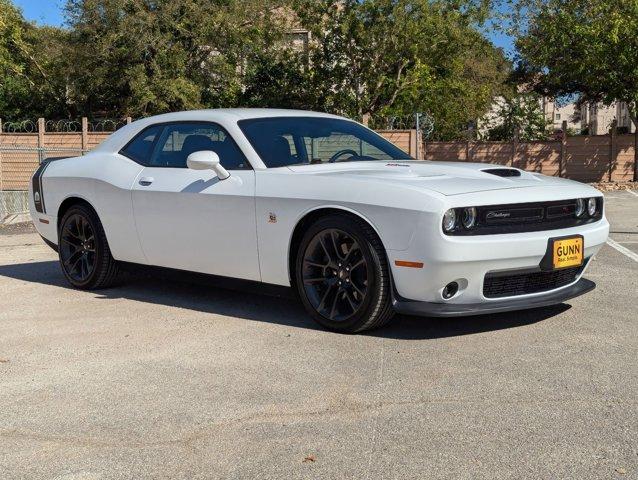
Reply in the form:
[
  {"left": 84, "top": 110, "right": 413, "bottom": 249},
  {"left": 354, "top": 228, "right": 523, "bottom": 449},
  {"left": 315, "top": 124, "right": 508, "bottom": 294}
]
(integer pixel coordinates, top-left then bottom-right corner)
[
  {"left": 462, "top": 207, "right": 477, "bottom": 229},
  {"left": 587, "top": 197, "right": 597, "bottom": 216},
  {"left": 442, "top": 209, "right": 457, "bottom": 232},
  {"left": 442, "top": 282, "right": 459, "bottom": 299},
  {"left": 575, "top": 198, "right": 586, "bottom": 217}
]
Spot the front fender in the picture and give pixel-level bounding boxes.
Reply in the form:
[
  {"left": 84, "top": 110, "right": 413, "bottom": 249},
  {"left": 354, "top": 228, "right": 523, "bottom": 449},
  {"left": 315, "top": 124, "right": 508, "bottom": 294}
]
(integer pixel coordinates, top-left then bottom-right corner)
[{"left": 255, "top": 170, "right": 443, "bottom": 286}]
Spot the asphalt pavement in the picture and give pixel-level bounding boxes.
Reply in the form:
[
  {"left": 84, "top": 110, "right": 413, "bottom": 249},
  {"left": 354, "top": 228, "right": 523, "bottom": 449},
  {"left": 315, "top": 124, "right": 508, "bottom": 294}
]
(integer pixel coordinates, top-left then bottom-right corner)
[{"left": 0, "top": 190, "right": 636, "bottom": 479}]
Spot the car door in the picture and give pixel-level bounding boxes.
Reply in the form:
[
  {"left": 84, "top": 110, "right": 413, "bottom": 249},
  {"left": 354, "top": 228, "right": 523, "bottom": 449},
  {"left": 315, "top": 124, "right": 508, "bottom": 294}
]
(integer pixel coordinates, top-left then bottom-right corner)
[{"left": 129, "top": 122, "right": 260, "bottom": 281}]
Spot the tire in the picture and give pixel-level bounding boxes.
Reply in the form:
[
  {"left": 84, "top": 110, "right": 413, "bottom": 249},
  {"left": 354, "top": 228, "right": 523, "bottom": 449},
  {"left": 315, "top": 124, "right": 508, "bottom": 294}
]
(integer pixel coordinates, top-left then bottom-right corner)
[
  {"left": 58, "top": 204, "right": 119, "bottom": 290},
  {"left": 295, "top": 213, "right": 395, "bottom": 333}
]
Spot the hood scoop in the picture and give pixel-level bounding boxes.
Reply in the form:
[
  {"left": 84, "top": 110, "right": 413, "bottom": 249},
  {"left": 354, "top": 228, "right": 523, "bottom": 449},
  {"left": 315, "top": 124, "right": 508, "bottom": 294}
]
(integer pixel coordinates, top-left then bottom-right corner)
[
  {"left": 482, "top": 168, "right": 522, "bottom": 178},
  {"left": 481, "top": 168, "right": 521, "bottom": 178}
]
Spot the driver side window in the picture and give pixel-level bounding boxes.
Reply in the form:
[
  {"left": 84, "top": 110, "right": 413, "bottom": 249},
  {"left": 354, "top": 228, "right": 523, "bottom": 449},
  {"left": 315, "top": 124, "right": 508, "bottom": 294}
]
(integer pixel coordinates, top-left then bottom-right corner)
[{"left": 149, "top": 123, "right": 250, "bottom": 169}]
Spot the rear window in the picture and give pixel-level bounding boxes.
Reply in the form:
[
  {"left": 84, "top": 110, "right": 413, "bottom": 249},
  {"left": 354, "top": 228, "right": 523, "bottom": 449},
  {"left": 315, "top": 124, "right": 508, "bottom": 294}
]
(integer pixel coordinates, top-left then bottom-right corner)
[{"left": 120, "top": 125, "right": 163, "bottom": 164}]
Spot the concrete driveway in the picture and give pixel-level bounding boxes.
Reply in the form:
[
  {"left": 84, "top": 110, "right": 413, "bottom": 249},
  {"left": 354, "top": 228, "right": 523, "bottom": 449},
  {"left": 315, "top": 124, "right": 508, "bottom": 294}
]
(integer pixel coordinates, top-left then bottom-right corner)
[{"left": 0, "top": 191, "right": 636, "bottom": 479}]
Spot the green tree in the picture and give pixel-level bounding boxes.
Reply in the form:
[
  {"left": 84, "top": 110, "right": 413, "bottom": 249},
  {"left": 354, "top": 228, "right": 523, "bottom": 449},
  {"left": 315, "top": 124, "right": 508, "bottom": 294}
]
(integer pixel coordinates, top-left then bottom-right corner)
[
  {"left": 64, "top": 0, "right": 287, "bottom": 117},
  {"left": 509, "top": 0, "right": 638, "bottom": 177},
  {"left": 1, "top": 0, "right": 511, "bottom": 135},
  {"left": 482, "top": 93, "right": 551, "bottom": 141},
  {"left": 241, "top": 50, "right": 315, "bottom": 110},
  {"left": 273, "top": 0, "right": 510, "bottom": 139},
  {"left": 0, "top": 0, "right": 69, "bottom": 119},
  {"left": 396, "top": 27, "right": 511, "bottom": 139}
]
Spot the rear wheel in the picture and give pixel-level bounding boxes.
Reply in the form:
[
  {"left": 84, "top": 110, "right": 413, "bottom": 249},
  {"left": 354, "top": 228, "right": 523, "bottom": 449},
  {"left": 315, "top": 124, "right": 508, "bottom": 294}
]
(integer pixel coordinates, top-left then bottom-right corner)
[
  {"left": 295, "top": 214, "right": 394, "bottom": 333},
  {"left": 58, "top": 204, "right": 119, "bottom": 289}
]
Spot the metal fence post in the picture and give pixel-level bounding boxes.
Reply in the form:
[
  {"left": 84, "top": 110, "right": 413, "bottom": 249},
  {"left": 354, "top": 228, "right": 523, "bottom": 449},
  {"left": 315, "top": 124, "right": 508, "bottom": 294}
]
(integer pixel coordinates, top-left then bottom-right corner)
[{"left": 37, "top": 118, "right": 45, "bottom": 164}]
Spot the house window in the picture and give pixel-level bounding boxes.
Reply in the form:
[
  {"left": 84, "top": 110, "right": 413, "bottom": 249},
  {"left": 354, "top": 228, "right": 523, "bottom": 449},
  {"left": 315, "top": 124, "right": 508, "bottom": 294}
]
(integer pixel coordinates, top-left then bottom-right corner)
[{"left": 555, "top": 114, "right": 561, "bottom": 120}]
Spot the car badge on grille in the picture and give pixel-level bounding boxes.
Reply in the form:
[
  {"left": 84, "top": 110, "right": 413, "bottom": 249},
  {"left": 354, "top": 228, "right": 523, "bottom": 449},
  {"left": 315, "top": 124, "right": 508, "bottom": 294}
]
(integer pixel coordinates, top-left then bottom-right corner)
[{"left": 486, "top": 211, "right": 511, "bottom": 219}]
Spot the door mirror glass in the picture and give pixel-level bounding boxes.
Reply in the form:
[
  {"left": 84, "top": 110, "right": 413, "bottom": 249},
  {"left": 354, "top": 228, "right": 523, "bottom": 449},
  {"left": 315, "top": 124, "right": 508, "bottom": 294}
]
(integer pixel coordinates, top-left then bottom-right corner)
[{"left": 187, "top": 151, "right": 230, "bottom": 179}]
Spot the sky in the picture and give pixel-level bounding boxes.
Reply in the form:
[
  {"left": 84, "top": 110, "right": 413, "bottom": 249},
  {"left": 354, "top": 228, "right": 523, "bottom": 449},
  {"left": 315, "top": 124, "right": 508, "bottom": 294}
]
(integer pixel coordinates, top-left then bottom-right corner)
[
  {"left": 13, "top": 0, "right": 66, "bottom": 26},
  {"left": 487, "top": 29, "right": 516, "bottom": 56},
  {"left": 12, "top": 0, "right": 516, "bottom": 54}
]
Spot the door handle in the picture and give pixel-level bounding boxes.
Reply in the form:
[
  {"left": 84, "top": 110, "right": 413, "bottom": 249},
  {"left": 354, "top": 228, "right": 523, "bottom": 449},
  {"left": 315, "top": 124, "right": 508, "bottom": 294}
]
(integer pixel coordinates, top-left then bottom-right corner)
[{"left": 139, "top": 177, "right": 154, "bottom": 186}]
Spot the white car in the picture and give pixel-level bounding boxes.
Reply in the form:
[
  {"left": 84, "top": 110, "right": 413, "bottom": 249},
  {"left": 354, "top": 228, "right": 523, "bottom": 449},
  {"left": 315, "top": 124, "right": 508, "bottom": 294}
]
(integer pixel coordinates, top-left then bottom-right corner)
[{"left": 29, "top": 109, "right": 609, "bottom": 333}]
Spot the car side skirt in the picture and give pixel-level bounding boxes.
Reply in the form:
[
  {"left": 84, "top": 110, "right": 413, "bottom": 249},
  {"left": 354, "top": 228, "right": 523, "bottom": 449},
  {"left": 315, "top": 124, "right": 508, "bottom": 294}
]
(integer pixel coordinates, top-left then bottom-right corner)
[{"left": 117, "top": 262, "right": 295, "bottom": 299}]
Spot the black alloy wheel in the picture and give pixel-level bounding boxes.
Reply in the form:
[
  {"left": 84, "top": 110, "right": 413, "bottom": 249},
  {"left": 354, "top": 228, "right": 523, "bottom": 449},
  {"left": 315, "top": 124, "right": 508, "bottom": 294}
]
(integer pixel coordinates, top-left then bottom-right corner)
[
  {"left": 58, "top": 204, "right": 119, "bottom": 289},
  {"left": 295, "top": 214, "right": 395, "bottom": 333},
  {"left": 301, "top": 228, "right": 370, "bottom": 322},
  {"left": 59, "top": 213, "right": 97, "bottom": 283}
]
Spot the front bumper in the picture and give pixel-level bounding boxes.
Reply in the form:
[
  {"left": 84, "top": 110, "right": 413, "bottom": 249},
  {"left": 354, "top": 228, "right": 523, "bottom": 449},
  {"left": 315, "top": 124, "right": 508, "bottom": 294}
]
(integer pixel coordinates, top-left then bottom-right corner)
[
  {"left": 392, "top": 277, "right": 595, "bottom": 317},
  {"left": 385, "top": 215, "right": 609, "bottom": 309}
]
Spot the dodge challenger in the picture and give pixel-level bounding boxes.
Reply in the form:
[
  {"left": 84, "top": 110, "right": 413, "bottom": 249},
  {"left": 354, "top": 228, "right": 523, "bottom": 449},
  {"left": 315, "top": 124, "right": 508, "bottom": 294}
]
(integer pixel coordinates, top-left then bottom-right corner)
[{"left": 29, "top": 109, "right": 610, "bottom": 332}]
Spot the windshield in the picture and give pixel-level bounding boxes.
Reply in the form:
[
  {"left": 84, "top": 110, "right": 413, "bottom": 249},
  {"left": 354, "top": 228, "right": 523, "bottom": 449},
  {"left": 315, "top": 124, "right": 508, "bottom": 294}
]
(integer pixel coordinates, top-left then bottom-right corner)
[{"left": 238, "top": 116, "right": 412, "bottom": 168}]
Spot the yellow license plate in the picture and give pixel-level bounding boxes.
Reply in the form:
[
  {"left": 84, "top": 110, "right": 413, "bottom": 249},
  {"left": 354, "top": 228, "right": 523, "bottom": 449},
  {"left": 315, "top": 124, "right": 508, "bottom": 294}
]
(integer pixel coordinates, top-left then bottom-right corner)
[{"left": 552, "top": 237, "right": 584, "bottom": 269}]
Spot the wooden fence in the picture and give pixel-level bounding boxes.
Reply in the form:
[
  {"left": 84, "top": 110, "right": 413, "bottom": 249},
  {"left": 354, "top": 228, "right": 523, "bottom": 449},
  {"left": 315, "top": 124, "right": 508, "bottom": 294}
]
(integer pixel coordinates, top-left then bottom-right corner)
[
  {"left": 0, "top": 118, "right": 114, "bottom": 190},
  {"left": 1, "top": 121, "right": 636, "bottom": 191},
  {"left": 378, "top": 130, "right": 637, "bottom": 183}
]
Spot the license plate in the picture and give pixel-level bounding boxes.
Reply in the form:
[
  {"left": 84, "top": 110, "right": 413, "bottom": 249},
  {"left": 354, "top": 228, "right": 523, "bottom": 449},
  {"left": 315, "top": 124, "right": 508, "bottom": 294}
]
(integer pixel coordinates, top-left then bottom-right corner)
[{"left": 552, "top": 237, "right": 584, "bottom": 269}]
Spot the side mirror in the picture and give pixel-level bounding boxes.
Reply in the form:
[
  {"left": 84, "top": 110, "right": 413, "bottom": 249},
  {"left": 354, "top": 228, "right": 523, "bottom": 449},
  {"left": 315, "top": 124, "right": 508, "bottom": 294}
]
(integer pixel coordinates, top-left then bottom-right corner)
[{"left": 186, "top": 151, "right": 230, "bottom": 180}]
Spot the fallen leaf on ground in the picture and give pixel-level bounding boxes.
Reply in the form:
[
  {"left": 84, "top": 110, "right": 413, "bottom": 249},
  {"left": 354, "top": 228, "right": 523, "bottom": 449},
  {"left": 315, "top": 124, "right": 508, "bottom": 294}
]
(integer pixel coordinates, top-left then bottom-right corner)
[
  {"left": 302, "top": 455, "right": 316, "bottom": 463},
  {"left": 0, "top": 359, "right": 9, "bottom": 363}
]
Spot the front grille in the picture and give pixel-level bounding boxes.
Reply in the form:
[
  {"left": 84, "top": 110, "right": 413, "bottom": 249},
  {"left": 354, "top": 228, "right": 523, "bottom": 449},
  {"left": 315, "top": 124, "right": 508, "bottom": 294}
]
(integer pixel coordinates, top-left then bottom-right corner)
[
  {"left": 445, "top": 198, "right": 604, "bottom": 236},
  {"left": 484, "top": 206, "right": 544, "bottom": 225},
  {"left": 483, "top": 263, "right": 587, "bottom": 299}
]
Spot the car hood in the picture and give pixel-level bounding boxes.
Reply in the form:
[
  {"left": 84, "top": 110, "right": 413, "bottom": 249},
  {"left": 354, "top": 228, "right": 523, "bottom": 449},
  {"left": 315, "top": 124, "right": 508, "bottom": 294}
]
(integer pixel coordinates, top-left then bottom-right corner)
[{"left": 286, "top": 160, "right": 572, "bottom": 196}]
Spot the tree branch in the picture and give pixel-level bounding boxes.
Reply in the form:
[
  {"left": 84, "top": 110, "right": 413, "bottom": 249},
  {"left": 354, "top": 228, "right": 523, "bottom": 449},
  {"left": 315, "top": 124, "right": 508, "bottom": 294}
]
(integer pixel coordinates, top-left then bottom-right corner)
[{"left": 9, "top": 38, "right": 66, "bottom": 106}]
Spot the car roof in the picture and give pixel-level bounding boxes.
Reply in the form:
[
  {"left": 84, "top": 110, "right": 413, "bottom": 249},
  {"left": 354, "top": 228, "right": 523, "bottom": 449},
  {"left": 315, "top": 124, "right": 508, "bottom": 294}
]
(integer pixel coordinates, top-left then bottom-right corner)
[
  {"left": 92, "top": 109, "right": 347, "bottom": 154},
  {"left": 137, "top": 108, "right": 343, "bottom": 123}
]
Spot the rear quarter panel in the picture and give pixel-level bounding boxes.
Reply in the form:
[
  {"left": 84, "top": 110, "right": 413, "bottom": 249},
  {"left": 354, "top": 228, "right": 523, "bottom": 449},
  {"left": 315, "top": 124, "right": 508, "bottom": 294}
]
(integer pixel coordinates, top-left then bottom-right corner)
[{"left": 37, "top": 153, "right": 146, "bottom": 263}]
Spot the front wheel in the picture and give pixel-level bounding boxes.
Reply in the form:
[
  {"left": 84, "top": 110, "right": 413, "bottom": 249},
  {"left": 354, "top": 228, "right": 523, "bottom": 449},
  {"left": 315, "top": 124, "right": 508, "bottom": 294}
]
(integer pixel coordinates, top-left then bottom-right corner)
[
  {"left": 295, "top": 214, "right": 395, "bottom": 333},
  {"left": 58, "top": 204, "right": 119, "bottom": 289}
]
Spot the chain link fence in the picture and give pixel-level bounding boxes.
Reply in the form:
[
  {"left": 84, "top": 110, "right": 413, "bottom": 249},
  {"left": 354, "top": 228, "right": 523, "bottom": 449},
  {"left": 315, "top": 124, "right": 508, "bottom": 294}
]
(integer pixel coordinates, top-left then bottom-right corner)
[
  {"left": 0, "top": 145, "right": 86, "bottom": 222},
  {"left": 0, "top": 117, "right": 127, "bottom": 222},
  {"left": 0, "top": 190, "right": 29, "bottom": 220}
]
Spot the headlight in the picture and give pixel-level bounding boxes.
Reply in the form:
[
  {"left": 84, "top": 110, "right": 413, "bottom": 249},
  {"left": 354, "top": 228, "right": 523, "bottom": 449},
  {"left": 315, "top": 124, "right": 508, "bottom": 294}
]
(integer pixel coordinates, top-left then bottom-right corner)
[
  {"left": 575, "top": 198, "right": 586, "bottom": 217},
  {"left": 587, "top": 198, "right": 597, "bottom": 216},
  {"left": 462, "top": 207, "right": 477, "bottom": 229},
  {"left": 442, "top": 209, "right": 457, "bottom": 232}
]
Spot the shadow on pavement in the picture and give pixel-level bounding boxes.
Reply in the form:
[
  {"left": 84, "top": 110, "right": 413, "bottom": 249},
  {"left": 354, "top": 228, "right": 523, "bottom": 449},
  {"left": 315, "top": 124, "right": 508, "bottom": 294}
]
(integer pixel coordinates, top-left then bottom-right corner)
[{"left": 0, "top": 260, "right": 571, "bottom": 340}]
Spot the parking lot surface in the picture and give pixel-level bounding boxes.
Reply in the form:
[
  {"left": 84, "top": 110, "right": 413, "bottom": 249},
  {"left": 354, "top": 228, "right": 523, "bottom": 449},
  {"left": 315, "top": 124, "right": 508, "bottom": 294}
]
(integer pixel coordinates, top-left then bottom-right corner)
[{"left": 1, "top": 191, "right": 637, "bottom": 480}]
